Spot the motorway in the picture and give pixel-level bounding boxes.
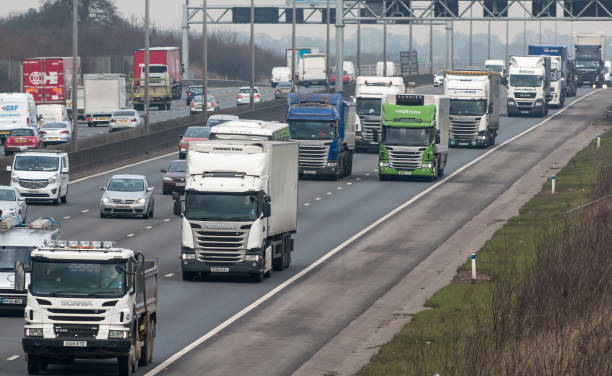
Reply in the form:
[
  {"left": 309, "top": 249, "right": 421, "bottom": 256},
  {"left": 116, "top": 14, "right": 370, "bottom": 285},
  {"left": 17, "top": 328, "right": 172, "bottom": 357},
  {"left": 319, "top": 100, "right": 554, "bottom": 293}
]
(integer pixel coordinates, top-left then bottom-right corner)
[{"left": 0, "top": 85, "right": 605, "bottom": 375}]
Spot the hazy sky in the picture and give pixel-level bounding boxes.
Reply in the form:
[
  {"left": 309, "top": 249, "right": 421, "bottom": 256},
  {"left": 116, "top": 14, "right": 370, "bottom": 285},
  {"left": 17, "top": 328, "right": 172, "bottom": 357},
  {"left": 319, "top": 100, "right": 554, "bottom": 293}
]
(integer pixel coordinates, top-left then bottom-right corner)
[{"left": 4, "top": 0, "right": 612, "bottom": 46}]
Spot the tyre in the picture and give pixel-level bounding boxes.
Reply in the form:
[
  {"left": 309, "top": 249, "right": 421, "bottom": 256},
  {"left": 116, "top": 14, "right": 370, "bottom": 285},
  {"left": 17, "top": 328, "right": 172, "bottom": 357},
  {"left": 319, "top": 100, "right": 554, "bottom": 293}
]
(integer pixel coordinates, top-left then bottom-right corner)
[
  {"left": 88, "top": 122, "right": 92, "bottom": 127},
  {"left": 4, "top": 150, "right": 11, "bottom": 156},
  {"left": 117, "top": 352, "right": 133, "bottom": 376},
  {"left": 379, "top": 174, "right": 389, "bottom": 181},
  {"left": 27, "top": 354, "right": 41, "bottom": 375},
  {"left": 163, "top": 190, "right": 170, "bottom": 195},
  {"left": 346, "top": 152, "right": 353, "bottom": 176},
  {"left": 182, "top": 271, "right": 196, "bottom": 281},
  {"left": 100, "top": 212, "right": 107, "bottom": 218},
  {"left": 53, "top": 197, "right": 60, "bottom": 206},
  {"left": 61, "top": 192, "right": 67, "bottom": 204},
  {"left": 149, "top": 205, "right": 154, "bottom": 218},
  {"left": 251, "top": 271, "right": 264, "bottom": 283},
  {"left": 139, "top": 321, "right": 154, "bottom": 366}
]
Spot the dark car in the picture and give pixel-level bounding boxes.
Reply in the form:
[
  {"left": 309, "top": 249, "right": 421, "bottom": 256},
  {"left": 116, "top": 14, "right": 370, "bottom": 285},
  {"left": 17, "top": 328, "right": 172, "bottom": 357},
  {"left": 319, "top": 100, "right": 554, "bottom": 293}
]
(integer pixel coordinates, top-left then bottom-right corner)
[
  {"left": 161, "top": 160, "right": 186, "bottom": 195},
  {"left": 274, "top": 82, "right": 292, "bottom": 99},
  {"left": 185, "top": 85, "right": 203, "bottom": 106}
]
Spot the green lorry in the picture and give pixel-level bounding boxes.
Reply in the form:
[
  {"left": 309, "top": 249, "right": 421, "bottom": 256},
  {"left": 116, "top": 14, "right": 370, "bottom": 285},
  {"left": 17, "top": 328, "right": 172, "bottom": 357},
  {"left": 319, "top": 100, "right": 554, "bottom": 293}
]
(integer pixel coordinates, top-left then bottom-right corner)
[{"left": 377, "top": 94, "right": 449, "bottom": 180}]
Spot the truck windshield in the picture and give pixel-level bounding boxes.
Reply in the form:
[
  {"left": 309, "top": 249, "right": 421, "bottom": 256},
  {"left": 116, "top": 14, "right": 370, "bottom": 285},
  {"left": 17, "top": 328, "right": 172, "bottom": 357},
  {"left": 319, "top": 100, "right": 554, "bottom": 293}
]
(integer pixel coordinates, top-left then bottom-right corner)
[
  {"left": 575, "top": 60, "right": 599, "bottom": 69},
  {"left": 289, "top": 120, "right": 336, "bottom": 140},
  {"left": 450, "top": 99, "right": 487, "bottom": 116},
  {"left": 185, "top": 192, "right": 258, "bottom": 221},
  {"left": 0, "top": 247, "right": 32, "bottom": 270},
  {"left": 485, "top": 65, "right": 503, "bottom": 73},
  {"left": 509, "top": 75, "right": 542, "bottom": 87},
  {"left": 30, "top": 260, "right": 126, "bottom": 297},
  {"left": 356, "top": 98, "right": 381, "bottom": 116},
  {"left": 14, "top": 156, "right": 59, "bottom": 172},
  {"left": 382, "top": 126, "right": 433, "bottom": 147}
]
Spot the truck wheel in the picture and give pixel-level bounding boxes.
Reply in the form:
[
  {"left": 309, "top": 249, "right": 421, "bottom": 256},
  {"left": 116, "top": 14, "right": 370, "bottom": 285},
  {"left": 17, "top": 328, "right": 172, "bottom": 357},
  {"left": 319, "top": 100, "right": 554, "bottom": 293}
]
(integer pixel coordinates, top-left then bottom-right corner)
[
  {"left": 251, "top": 271, "right": 264, "bottom": 283},
  {"left": 139, "top": 320, "right": 155, "bottom": 366},
  {"left": 118, "top": 354, "right": 133, "bottom": 376},
  {"left": 346, "top": 152, "right": 353, "bottom": 177},
  {"left": 27, "top": 354, "right": 41, "bottom": 375},
  {"left": 182, "top": 271, "right": 196, "bottom": 281}
]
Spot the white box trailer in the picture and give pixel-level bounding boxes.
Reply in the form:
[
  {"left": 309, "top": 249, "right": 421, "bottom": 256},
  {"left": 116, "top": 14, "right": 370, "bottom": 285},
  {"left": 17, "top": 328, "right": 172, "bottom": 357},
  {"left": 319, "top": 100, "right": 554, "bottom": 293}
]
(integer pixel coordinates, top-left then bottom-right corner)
[
  {"left": 84, "top": 73, "right": 127, "bottom": 127},
  {"left": 300, "top": 53, "right": 327, "bottom": 87},
  {"left": 177, "top": 140, "right": 298, "bottom": 281}
]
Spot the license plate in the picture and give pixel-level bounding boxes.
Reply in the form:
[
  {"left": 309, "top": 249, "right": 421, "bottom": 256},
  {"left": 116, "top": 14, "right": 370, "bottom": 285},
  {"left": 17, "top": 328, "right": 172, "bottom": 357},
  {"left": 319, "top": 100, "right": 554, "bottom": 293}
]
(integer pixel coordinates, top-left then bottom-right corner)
[
  {"left": 63, "top": 341, "right": 87, "bottom": 347},
  {"left": 16, "top": 139, "right": 27, "bottom": 143},
  {"left": 119, "top": 120, "right": 129, "bottom": 123},
  {"left": 1, "top": 298, "right": 23, "bottom": 304},
  {"left": 399, "top": 171, "right": 412, "bottom": 176},
  {"left": 175, "top": 183, "right": 185, "bottom": 186},
  {"left": 458, "top": 142, "right": 468, "bottom": 146},
  {"left": 49, "top": 137, "right": 60, "bottom": 141},
  {"left": 302, "top": 170, "right": 316, "bottom": 175},
  {"left": 0, "top": 131, "right": 10, "bottom": 135},
  {"left": 96, "top": 118, "right": 108, "bottom": 121},
  {"left": 210, "top": 267, "right": 229, "bottom": 273}
]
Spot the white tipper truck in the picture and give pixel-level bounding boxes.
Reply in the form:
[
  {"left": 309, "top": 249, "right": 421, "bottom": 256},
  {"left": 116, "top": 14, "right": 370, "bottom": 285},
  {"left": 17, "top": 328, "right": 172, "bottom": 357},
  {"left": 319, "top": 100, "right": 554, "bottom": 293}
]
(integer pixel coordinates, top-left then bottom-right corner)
[
  {"left": 84, "top": 74, "right": 127, "bottom": 127},
  {"left": 354, "top": 76, "right": 405, "bottom": 152},
  {"left": 0, "top": 217, "right": 59, "bottom": 311},
  {"left": 22, "top": 240, "right": 158, "bottom": 376},
  {"left": 174, "top": 141, "right": 298, "bottom": 282},
  {"left": 443, "top": 70, "right": 502, "bottom": 147},
  {"left": 507, "top": 56, "right": 551, "bottom": 117}
]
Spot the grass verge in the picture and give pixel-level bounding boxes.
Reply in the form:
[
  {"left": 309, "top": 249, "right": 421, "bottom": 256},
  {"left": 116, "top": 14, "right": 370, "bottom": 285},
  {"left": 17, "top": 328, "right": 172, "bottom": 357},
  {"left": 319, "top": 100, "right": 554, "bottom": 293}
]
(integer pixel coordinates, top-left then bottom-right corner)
[{"left": 358, "top": 123, "right": 612, "bottom": 376}]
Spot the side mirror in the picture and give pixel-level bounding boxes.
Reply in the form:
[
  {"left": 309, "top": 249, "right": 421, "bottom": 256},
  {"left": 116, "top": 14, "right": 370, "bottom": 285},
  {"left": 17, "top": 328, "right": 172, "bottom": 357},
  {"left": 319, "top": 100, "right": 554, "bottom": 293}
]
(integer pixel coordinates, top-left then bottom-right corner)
[
  {"left": 263, "top": 202, "right": 271, "bottom": 218},
  {"left": 147, "top": 187, "right": 155, "bottom": 192},
  {"left": 160, "top": 169, "right": 167, "bottom": 173},
  {"left": 99, "top": 186, "right": 105, "bottom": 191},
  {"left": 435, "top": 131, "right": 440, "bottom": 144},
  {"left": 173, "top": 199, "right": 182, "bottom": 216},
  {"left": 179, "top": 135, "right": 183, "bottom": 139},
  {"left": 61, "top": 168, "right": 69, "bottom": 174},
  {"left": 5, "top": 166, "right": 12, "bottom": 172},
  {"left": 488, "top": 104, "right": 494, "bottom": 114},
  {"left": 172, "top": 191, "right": 180, "bottom": 201},
  {"left": 264, "top": 195, "right": 271, "bottom": 203}
]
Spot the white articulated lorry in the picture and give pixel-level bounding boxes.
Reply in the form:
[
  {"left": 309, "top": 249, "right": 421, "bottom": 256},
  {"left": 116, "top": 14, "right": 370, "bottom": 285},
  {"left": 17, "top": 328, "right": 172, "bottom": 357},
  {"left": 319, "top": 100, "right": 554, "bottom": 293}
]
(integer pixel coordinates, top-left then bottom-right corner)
[
  {"left": 174, "top": 141, "right": 298, "bottom": 282},
  {"left": 84, "top": 74, "right": 127, "bottom": 127},
  {"left": 507, "top": 56, "right": 551, "bottom": 117},
  {"left": 354, "top": 76, "right": 405, "bottom": 152},
  {"left": 22, "top": 240, "right": 157, "bottom": 376},
  {"left": 443, "top": 70, "right": 502, "bottom": 147}
]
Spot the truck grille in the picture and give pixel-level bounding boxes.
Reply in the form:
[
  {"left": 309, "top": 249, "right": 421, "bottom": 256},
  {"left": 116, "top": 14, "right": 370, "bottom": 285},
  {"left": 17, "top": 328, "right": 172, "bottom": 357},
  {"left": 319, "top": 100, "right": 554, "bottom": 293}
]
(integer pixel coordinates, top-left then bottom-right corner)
[
  {"left": 112, "top": 199, "right": 135, "bottom": 204},
  {"left": 18, "top": 179, "right": 48, "bottom": 189},
  {"left": 514, "top": 92, "right": 536, "bottom": 99},
  {"left": 194, "top": 229, "right": 247, "bottom": 264},
  {"left": 359, "top": 115, "right": 381, "bottom": 142},
  {"left": 46, "top": 307, "right": 107, "bottom": 322},
  {"left": 449, "top": 117, "right": 479, "bottom": 141},
  {"left": 54, "top": 324, "right": 99, "bottom": 338},
  {"left": 298, "top": 144, "right": 329, "bottom": 169},
  {"left": 388, "top": 147, "right": 425, "bottom": 171}
]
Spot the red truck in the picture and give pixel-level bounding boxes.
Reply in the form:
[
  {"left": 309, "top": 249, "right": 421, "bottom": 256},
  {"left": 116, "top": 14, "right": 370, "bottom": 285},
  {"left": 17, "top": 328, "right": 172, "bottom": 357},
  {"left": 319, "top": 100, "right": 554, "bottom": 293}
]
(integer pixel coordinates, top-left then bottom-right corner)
[
  {"left": 132, "top": 47, "right": 182, "bottom": 110},
  {"left": 22, "top": 57, "right": 81, "bottom": 106}
]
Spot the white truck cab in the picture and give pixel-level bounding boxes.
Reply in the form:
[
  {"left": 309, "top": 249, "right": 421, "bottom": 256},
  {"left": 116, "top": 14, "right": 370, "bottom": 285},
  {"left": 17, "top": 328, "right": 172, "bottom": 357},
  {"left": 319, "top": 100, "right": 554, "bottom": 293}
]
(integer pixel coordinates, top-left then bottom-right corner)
[
  {"left": 209, "top": 120, "right": 290, "bottom": 141},
  {"left": 7, "top": 151, "right": 69, "bottom": 205},
  {"left": 507, "top": 56, "right": 551, "bottom": 117},
  {"left": 484, "top": 59, "right": 507, "bottom": 84}
]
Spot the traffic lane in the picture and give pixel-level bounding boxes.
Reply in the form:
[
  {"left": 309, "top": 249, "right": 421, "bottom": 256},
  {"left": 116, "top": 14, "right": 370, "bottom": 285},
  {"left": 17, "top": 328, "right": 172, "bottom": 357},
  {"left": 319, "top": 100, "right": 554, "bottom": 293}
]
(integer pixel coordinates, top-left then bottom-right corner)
[
  {"left": 158, "top": 90, "right": 609, "bottom": 376},
  {"left": 0, "top": 88, "right": 595, "bottom": 374}
]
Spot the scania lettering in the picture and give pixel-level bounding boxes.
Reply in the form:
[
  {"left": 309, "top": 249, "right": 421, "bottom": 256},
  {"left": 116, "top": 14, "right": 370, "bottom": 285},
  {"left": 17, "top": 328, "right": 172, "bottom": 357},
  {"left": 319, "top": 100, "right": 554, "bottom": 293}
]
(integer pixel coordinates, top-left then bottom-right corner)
[
  {"left": 378, "top": 94, "right": 449, "bottom": 180},
  {"left": 444, "top": 70, "right": 501, "bottom": 147},
  {"left": 507, "top": 56, "right": 551, "bottom": 117},
  {"left": 175, "top": 141, "right": 298, "bottom": 282}
]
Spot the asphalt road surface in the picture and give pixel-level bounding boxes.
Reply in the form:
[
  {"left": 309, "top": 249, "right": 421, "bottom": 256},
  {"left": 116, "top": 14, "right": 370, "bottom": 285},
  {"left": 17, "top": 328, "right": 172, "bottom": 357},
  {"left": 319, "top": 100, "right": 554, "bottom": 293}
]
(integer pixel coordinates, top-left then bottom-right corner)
[{"left": 0, "top": 86, "right": 601, "bottom": 375}]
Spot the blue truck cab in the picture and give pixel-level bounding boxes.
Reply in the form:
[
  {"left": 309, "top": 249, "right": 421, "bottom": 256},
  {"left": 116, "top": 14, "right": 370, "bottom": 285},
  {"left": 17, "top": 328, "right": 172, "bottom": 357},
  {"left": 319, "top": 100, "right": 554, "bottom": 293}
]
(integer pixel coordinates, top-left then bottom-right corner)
[{"left": 287, "top": 93, "right": 355, "bottom": 180}]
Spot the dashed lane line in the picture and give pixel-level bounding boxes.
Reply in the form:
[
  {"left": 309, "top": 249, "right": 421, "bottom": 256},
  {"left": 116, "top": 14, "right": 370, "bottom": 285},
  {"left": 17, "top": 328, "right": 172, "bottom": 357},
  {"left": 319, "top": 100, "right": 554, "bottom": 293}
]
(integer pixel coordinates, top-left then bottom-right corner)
[{"left": 6, "top": 355, "right": 20, "bottom": 361}]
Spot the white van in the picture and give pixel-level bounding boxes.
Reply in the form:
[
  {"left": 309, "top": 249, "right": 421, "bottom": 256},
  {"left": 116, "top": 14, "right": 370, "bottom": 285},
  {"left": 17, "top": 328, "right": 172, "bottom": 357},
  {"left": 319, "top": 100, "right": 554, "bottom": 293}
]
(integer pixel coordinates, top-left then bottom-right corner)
[
  {"left": 301, "top": 53, "right": 327, "bottom": 87},
  {"left": 376, "top": 61, "right": 395, "bottom": 77},
  {"left": 343, "top": 61, "right": 356, "bottom": 82},
  {"left": 0, "top": 93, "right": 37, "bottom": 140},
  {"left": 605, "top": 60, "right": 612, "bottom": 86},
  {"left": 7, "top": 151, "right": 69, "bottom": 205},
  {"left": 270, "top": 67, "right": 292, "bottom": 87},
  {"left": 36, "top": 104, "right": 69, "bottom": 127}
]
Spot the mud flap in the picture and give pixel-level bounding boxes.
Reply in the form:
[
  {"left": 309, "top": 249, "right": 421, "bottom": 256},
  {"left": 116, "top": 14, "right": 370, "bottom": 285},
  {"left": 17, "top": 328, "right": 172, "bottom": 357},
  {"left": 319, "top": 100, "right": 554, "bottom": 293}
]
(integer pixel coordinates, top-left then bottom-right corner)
[{"left": 264, "top": 246, "right": 272, "bottom": 274}]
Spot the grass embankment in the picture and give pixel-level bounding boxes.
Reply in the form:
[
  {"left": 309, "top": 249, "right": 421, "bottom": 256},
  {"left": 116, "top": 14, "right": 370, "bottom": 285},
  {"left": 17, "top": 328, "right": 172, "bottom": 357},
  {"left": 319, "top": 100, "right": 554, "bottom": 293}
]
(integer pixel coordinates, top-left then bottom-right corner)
[{"left": 359, "top": 125, "right": 612, "bottom": 376}]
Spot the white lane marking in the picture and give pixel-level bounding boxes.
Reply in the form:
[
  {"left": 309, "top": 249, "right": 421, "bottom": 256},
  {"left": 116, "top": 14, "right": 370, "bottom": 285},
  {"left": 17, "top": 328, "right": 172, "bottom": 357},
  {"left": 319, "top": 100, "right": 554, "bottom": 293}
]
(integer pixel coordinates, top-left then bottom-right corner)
[
  {"left": 127, "top": 233, "right": 134, "bottom": 237},
  {"left": 6, "top": 355, "right": 20, "bottom": 361},
  {"left": 81, "top": 209, "right": 89, "bottom": 213},
  {"left": 315, "top": 197, "right": 322, "bottom": 201},
  {"left": 164, "top": 218, "right": 172, "bottom": 222},
  {"left": 145, "top": 226, "right": 153, "bottom": 229},
  {"left": 63, "top": 216, "right": 71, "bottom": 219},
  {"left": 346, "top": 182, "right": 352, "bottom": 185},
  {"left": 356, "top": 178, "right": 361, "bottom": 181},
  {"left": 144, "top": 89, "right": 602, "bottom": 376},
  {"left": 365, "top": 173, "right": 370, "bottom": 176},
  {"left": 164, "top": 273, "right": 174, "bottom": 278},
  {"left": 304, "top": 203, "right": 310, "bottom": 206},
  {"left": 326, "top": 192, "right": 332, "bottom": 195},
  {"left": 373, "top": 169, "right": 378, "bottom": 172},
  {"left": 337, "top": 187, "right": 342, "bottom": 190}
]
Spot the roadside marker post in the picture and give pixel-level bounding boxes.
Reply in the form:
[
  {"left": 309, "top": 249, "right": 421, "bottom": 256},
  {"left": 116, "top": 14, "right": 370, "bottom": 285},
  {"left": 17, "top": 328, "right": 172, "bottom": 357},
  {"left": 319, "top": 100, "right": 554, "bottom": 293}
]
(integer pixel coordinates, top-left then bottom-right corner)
[
  {"left": 552, "top": 175, "right": 556, "bottom": 194},
  {"left": 471, "top": 254, "right": 476, "bottom": 283},
  {"left": 597, "top": 134, "right": 600, "bottom": 149}
]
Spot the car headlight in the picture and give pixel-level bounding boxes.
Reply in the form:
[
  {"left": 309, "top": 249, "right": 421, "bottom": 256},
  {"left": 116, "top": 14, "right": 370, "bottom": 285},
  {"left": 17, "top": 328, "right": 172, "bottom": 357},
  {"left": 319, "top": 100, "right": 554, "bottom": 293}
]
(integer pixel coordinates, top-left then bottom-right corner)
[
  {"left": 135, "top": 198, "right": 146, "bottom": 204},
  {"left": 163, "top": 176, "right": 173, "bottom": 182},
  {"left": 102, "top": 197, "right": 111, "bottom": 203},
  {"left": 379, "top": 162, "right": 389, "bottom": 167},
  {"left": 11, "top": 175, "right": 19, "bottom": 183},
  {"left": 24, "top": 328, "right": 43, "bottom": 337},
  {"left": 48, "top": 176, "right": 57, "bottom": 183},
  {"left": 326, "top": 162, "right": 337, "bottom": 167},
  {"left": 181, "top": 253, "right": 196, "bottom": 260},
  {"left": 422, "top": 163, "right": 432, "bottom": 168},
  {"left": 7, "top": 208, "right": 16, "bottom": 213},
  {"left": 109, "top": 330, "right": 130, "bottom": 339}
]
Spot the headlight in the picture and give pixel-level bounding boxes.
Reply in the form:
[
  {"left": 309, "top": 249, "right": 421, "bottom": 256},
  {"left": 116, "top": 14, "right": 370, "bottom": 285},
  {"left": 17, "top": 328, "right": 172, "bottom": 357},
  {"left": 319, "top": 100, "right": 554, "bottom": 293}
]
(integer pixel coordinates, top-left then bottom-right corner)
[
  {"left": 326, "top": 162, "right": 337, "bottom": 167},
  {"left": 181, "top": 253, "right": 196, "bottom": 260},
  {"left": 102, "top": 197, "right": 111, "bottom": 203},
  {"left": 245, "top": 254, "right": 261, "bottom": 262},
  {"left": 379, "top": 162, "right": 389, "bottom": 167},
  {"left": 135, "top": 198, "right": 146, "bottom": 204},
  {"left": 8, "top": 208, "right": 16, "bottom": 213},
  {"left": 48, "top": 176, "right": 57, "bottom": 183},
  {"left": 11, "top": 175, "right": 19, "bottom": 183},
  {"left": 163, "top": 176, "right": 173, "bottom": 182},
  {"left": 24, "top": 328, "right": 43, "bottom": 337},
  {"left": 422, "top": 163, "right": 432, "bottom": 168},
  {"left": 109, "top": 330, "right": 130, "bottom": 339}
]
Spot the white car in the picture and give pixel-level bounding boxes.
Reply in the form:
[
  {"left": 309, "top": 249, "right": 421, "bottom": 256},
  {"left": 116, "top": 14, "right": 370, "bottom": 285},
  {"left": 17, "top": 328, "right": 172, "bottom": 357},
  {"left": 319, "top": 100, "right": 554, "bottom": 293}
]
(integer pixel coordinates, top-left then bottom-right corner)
[
  {"left": 109, "top": 109, "right": 143, "bottom": 132},
  {"left": 236, "top": 87, "right": 261, "bottom": 106},
  {"left": 0, "top": 186, "right": 27, "bottom": 222},
  {"left": 433, "top": 72, "right": 445, "bottom": 87},
  {"left": 39, "top": 121, "right": 72, "bottom": 145},
  {"left": 190, "top": 95, "right": 218, "bottom": 115},
  {"left": 206, "top": 114, "right": 239, "bottom": 127},
  {"left": 7, "top": 151, "right": 69, "bottom": 205}
]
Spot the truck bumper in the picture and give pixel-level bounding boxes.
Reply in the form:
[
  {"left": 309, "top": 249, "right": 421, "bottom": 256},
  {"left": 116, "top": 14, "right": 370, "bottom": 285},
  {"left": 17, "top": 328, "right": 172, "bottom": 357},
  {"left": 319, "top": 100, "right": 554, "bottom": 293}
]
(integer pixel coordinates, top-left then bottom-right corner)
[
  {"left": 355, "top": 137, "right": 378, "bottom": 152},
  {"left": 299, "top": 165, "right": 338, "bottom": 178},
  {"left": 181, "top": 253, "right": 264, "bottom": 276},
  {"left": 448, "top": 138, "right": 489, "bottom": 147},
  {"left": 0, "top": 293, "right": 27, "bottom": 309},
  {"left": 507, "top": 100, "right": 544, "bottom": 116},
  {"left": 379, "top": 165, "right": 434, "bottom": 177},
  {"left": 22, "top": 338, "right": 131, "bottom": 357}
]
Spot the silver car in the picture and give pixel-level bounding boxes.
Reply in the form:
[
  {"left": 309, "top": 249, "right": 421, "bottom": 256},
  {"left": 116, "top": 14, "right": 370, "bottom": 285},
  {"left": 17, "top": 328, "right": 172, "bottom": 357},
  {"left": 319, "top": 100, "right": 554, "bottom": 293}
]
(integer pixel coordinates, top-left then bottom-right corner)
[
  {"left": 206, "top": 114, "right": 239, "bottom": 127},
  {"left": 99, "top": 174, "right": 155, "bottom": 218},
  {"left": 109, "top": 110, "right": 143, "bottom": 132},
  {"left": 0, "top": 186, "right": 26, "bottom": 222},
  {"left": 236, "top": 87, "right": 261, "bottom": 106},
  {"left": 39, "top": 121, "right": 72, "bottom": 145},
  {"left": 190, "top": 94, "right": 218, "bottom": 115}
]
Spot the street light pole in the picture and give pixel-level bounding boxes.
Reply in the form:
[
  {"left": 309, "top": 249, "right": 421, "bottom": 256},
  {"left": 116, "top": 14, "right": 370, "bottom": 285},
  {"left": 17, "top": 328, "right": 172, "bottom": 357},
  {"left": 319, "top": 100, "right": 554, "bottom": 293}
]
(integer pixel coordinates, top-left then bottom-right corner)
[
  {"left": 356, "top": 2, "right": 360, "bottom": 76},
  {"left": 71, "top": 0, "right": 78, "bottom": 150},
  {"left": 144, "top": 0, "right": 150, "bottom": 133},
  {"left": 326, "top": 0, "right": 330, "bottom": 92},
  {"left": 291, "top": 1, "right": 296, "bottom": 92},
  {"left": 383, "top": 0, "right": 387, "bottom": 76},
  {"left": 250, "top": 0, "right": 254, "bottom": 107},
  {"left": 202, "top": 0, "right": 208, "bottom": 123},
  {"left": 335, "top": 0, "right": 344, "bottom": 93}
]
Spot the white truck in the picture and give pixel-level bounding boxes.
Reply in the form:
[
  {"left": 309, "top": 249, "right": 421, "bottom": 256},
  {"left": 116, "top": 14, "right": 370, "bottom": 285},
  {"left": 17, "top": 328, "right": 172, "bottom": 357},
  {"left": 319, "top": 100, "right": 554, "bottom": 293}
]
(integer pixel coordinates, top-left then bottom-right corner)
[
  {"left": 547, "top": 56, "right": 565, "bottom": 108},
  {"left": 444, "top": 70, "right": 502, "bottom": 147},
  {"left": 22, "top": 240, "right": 158, "bottom": 375},
  {"left": 174, "top": 141, "right": 298, "bottom": 282},
  {"left": 300, "top": 53, "right": 327, "bottom": 87},
  {"left": 354, "top": 76, "right": 405, "bottom": 152},
  {"left": 65, "top": 86, "right": 84, "bottom": 120},
  {"left": 376, "top": 61, "right": 396, "bottom": 77},
  {"left": 0, "top": 217, "right": 59, "bottom": 311},
  {"left": 507, "top": 56, "right": 551, "bottom": 117},
  {"left": 84, "top": 74, "right": 127, "bottom": 127},
  {"left": 484, "top": 59, "right": 508, "bottom": 84}
]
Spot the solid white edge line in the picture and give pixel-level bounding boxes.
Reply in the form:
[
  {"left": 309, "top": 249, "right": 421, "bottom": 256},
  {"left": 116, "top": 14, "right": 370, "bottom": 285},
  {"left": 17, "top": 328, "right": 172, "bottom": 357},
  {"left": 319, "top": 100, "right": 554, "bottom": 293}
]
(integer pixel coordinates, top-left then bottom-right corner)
[{"left": 144, "top": 89, "right": 602, "bottom": 375}]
